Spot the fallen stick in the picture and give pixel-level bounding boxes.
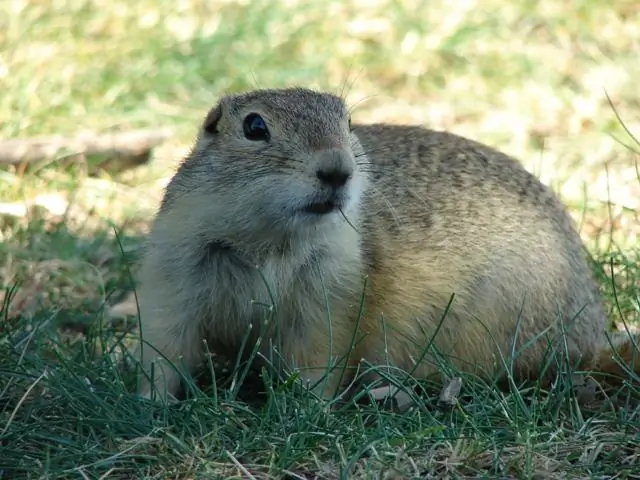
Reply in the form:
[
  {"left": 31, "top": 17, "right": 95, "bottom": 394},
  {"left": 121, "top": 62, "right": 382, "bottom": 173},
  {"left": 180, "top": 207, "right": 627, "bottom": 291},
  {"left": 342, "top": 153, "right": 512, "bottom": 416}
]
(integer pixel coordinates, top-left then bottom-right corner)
[{"left": 0, "top": 128, "right": 173, "bottom": 165}]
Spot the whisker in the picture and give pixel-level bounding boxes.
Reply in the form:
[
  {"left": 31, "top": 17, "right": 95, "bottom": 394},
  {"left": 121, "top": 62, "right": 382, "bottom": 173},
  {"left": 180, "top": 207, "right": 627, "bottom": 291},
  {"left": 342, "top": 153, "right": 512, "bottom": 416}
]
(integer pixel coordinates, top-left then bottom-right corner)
[
  {"left": 356, "top": 165, "right": 404, "bottom": 176},
  {"left": 406, "top": 187, "right": 431, "bottom": 213},
  {"left": 355, "top": 158, "right": 397, "bottom": 168},
  {"left": 337, "top": 68, "right": 362, "bottom": 101},
  {"left": 357, "top": 165, "right": 402, "bottom": 173},
  {"left": 338, "top": 206, "right": 359, "bottom": 234},
  {"left": 347, "top": 94, "right": 379, "bottom": 116},
  {"left": 367, "top": 184, "right": 403, "bottom": 230},
  {"left": 354, "top": 147, "right": 396, "bottom": 159}
]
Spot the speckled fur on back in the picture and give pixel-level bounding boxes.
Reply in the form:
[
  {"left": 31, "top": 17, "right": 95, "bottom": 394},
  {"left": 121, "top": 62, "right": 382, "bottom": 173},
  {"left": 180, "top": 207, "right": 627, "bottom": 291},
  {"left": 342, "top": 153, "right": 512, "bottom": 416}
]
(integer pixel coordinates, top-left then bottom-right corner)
[
  {"left": 354, "top": 125, "right": 607, "bottom": 382},
  {"left": 134, "top": 87, "right": 636, "bottom": 403}
]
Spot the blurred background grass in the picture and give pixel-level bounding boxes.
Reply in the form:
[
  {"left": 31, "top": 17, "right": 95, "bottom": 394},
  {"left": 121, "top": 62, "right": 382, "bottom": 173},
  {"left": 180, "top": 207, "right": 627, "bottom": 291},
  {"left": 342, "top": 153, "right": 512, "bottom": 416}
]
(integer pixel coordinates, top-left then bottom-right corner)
[{"left": 2, "top": 0, "right": 639, "bottom": 224}]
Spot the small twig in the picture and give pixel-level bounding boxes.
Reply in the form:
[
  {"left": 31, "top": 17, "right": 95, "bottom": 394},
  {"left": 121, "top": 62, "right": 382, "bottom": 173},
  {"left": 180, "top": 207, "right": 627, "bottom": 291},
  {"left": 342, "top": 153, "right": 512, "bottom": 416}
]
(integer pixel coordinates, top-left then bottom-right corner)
[
  {"left": 1, "top": 369, "right": 47, "bottom": 436},
  {"left": 225, "top": 450, "right": 257, "bottom": 480},
  {"left": 0, "top": 128, "right": 173, "bottom": 165}
]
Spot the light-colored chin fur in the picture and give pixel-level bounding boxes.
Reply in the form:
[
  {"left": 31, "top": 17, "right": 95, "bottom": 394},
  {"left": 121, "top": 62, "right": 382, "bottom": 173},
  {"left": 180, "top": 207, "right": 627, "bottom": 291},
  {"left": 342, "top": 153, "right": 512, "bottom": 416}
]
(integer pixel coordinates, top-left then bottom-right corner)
[{"left": 284, "top": 170, "right": 367, "bottom": 240}]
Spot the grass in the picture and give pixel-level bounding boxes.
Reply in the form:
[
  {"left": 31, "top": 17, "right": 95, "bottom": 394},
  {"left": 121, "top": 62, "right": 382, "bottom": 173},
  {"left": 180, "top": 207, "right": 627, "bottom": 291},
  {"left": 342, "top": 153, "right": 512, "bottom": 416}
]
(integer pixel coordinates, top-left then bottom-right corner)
[{"left": 1, "top": 0, "right": 639, "bottom": 477}]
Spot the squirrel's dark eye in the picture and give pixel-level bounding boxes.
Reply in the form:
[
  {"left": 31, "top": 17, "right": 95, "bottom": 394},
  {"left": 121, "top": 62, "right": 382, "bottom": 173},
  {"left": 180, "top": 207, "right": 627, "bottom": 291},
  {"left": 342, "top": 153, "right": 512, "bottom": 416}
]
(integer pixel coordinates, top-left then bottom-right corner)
[
  {"left": 348, "top": 115, "right": 352, "bottom": 131},
  {"left": 243, "top": 113, "right": 270, "bottom": 141}
]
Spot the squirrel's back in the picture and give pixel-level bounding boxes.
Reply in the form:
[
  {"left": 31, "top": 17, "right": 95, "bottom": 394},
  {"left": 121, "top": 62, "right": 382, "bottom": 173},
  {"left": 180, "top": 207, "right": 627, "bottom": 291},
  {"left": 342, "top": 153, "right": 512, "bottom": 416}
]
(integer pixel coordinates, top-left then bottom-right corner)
[{"left": 348, "top": 124, "right": 608, "bottom": 382}]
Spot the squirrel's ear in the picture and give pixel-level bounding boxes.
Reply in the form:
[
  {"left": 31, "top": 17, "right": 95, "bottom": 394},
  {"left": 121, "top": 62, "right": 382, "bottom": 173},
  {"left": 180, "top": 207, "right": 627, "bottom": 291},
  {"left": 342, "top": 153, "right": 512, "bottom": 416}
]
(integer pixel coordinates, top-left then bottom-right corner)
[{"left": 203, "top": 104, "right": 222, "bottom": 134}]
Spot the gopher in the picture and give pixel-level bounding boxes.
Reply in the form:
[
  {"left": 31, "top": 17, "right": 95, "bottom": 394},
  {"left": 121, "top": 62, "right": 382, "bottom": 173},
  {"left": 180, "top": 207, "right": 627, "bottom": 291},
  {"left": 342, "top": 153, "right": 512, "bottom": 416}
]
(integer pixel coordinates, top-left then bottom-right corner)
[{"left": 134, "top": 87, "right": 638, "bottom": 403}]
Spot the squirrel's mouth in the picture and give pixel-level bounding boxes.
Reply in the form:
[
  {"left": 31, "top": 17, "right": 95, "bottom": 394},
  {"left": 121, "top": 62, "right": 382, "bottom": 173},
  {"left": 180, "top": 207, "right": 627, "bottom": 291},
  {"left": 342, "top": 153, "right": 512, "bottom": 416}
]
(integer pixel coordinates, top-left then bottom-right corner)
[{"left": 302, "top": 201, "right": 338, "bottom": 215}]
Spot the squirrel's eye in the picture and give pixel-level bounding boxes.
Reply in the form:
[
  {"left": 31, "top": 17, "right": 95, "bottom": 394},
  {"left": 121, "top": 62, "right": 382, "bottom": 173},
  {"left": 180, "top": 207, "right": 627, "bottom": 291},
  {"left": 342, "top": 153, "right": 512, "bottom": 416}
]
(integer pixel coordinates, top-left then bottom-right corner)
[
  {"left": 348, "top": 115, "right": 352, "bottom": 131},
  {"left": 243, "top": 113, "right": 270, "bottom": 141}
]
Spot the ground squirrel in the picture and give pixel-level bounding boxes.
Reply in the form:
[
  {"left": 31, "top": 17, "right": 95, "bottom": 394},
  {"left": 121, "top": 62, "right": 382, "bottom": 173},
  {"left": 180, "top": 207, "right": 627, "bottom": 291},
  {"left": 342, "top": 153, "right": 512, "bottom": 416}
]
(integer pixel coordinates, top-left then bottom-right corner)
[{"left": 134, "top": 87, "right": 639, "bottom": 403}]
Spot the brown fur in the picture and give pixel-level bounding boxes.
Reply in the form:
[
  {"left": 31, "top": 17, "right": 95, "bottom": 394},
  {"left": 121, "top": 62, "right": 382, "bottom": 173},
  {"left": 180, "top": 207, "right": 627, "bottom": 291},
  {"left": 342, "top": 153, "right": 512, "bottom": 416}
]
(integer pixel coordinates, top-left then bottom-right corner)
[{"left": 134, "top": 87, "right": 639, "bottom": 402}]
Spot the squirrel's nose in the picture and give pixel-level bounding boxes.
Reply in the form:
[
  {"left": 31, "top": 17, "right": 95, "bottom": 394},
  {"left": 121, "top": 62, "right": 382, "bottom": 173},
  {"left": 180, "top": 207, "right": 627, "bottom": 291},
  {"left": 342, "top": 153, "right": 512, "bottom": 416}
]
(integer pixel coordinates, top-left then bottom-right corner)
[
  {"left": 315, "top": 148, "right": 354, "bottom": 187},
  {"left": 316, "top": 168, "right": 351, "bottom": 187}
]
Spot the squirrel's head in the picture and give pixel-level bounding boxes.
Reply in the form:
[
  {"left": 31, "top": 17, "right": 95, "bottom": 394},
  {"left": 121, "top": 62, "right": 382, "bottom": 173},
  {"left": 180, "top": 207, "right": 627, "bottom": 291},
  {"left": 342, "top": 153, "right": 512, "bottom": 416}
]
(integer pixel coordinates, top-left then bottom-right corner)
[{"left": 162, "top": 88, "right": 367, "bottom": 250}]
